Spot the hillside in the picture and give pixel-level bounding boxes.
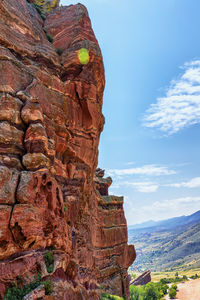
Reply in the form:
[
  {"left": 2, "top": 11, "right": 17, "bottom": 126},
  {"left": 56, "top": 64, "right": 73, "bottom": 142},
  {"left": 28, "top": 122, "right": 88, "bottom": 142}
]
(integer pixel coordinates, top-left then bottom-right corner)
[
  {"left": 129, "top": 210, "right": 200, "bottom": 271},
  {"left": 129, "top": 210, "right": 200, "bottom": 231}
]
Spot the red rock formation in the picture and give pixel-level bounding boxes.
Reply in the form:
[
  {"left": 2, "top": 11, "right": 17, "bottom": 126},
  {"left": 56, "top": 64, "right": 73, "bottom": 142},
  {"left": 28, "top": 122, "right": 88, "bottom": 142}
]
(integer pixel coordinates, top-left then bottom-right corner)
[
  {"left": 0, "top": 1, "right": 136, "bottom": 299},
  {"left": 130, "top": 271, "right": 151, "bottom": 286}
]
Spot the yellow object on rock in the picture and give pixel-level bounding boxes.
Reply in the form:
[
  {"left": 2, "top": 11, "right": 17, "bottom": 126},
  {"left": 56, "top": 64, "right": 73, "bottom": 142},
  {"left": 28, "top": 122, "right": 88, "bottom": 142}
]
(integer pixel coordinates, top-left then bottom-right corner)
[
  {"left": 78, "top": 48, "right": 90, "bottom": 65},
  {"left": 33, "top": 0, "right": 59, "bottom": 12}
]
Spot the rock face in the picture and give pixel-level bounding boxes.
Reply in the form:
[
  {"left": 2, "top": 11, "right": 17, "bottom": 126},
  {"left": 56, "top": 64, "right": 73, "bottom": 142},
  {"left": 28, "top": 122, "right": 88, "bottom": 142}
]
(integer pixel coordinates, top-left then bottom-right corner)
[
  {"left": 130, "top": 271, "right": 151, "bottom": 286},
  {"left": 0, "top": 1, "right": 136, "bottom": 299}
]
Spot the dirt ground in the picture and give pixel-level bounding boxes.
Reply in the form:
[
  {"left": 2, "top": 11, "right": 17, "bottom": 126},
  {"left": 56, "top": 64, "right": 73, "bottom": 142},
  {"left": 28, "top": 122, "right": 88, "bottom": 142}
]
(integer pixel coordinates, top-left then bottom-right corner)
[{"left": 176, "top": 278, "right": 200, "bottom": 300}]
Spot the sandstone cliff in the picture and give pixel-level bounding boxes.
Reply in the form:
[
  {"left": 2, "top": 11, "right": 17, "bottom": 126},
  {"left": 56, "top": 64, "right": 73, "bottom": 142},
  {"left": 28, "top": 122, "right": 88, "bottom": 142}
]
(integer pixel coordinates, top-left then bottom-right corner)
[{"left": 0, "top": 1, "right": 136, "bottom": 299}]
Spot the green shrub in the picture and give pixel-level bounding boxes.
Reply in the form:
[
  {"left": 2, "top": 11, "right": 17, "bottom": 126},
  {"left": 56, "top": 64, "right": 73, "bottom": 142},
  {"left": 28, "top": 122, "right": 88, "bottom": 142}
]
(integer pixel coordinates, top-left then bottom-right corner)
[
  {"left": 46, "top": 33, "right": 53, "bottom": 43},
  {"left": 130, "top": 285, "right": 141, "bottom": 300},
  {"left": 143, "top": 282, "right": 161, "bottom": 300},
  {"left": 169, "top": 287, "right": 177, "bottom": 299},
  {"left": 43, "top": 250, "right": 54, "bottom": 273},
  {"left": 130, "top": 282, "right": 168, "bottom": 300},
  {"left": 4, "top": 274, "right": 41, "bottom": 300},
  {"left": 190, "top": 274, "right": 199, "bottom": 279},
  {"left": 32, "top": 3, "right": 46, "bottom": 20},
  {"left": 4, "top": 286, "right": 23, "bottom": 300},
  {"left": 100, "top": 293, "right": 124, "bottom": 300},
  {"left": 182, "top": 275, "right": 188, "bottom": 280},
  {"left": 56, "top": 48, "right": 63, "bottom": 56},
  {"left": 171, "top": 283, "right": 177, "bottom": 290},
  {"left": 43, "top": 280, "right": 53, "bottom": 295},
  {"left": 160, "top": 276, "right": 182, "bottom": 284},
  {"left": 157, "top": 283, "right": 168, "bottom": 295}
]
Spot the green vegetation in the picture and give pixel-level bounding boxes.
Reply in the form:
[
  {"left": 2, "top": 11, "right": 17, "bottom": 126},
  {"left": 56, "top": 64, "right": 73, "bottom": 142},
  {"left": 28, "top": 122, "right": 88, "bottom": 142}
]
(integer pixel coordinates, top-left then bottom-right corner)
[
  {"left": 171, "top": 283, "right": 177, "bottom": 291},
  {"left": 190, "top": 273, "right": 199, "bottom": 279},
  {"left": 145, "top": 268, "right": 200, "bottom": 282},
  {"left": 4, "top": 273, "right": 53, "bottom": 300},
  {"left": 4, "top": 274, "right": 41, "bottom": 300},
  {"left": 42, "top": 28, "right": 54, "bottom": 43},
  {"left": 168, "top": 287, "right": 177, "bottom": 299},
  {"left": 43, "top": 250, "right": 54, "bottom": 273},
  {"left": 129, "top": 282, "right": 167, "bottom": 300},
  {"left": 160, "top": 275, "right": 187, "bottom": 284},
  {"left": 130, "top": 286, "right": 140, "bottom": 300},
  {"left": 46, "top": 33, "right": 54, "bottom": 43},
  {"left": 31, "top": 3, "right": 46, "bottom": 20},
  {"left": 56, "top": 48, "right": 63, "bottom": 56},
  {"left": 129, "top": 269, "right": 200, "bottom": 300},
  {"left": 43, "top": 280, "right": 53, "bottom": 295},
  {"left": 100, "top": 293, "right": 124, "bottom": 300}
]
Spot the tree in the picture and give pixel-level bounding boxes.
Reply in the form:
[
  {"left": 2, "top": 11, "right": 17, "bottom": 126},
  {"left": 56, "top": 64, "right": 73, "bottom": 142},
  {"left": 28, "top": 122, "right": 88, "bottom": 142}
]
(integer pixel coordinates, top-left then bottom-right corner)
[
  {"left": 130, "top": 285, "right": 140, "bottom": 300},
  {"left": 171, "top": 284, "right": 177, "bottom": 290},
  {"left": 169, "top": 287, "right": 177, "bottom": 299},
  {"left": 159, "top": 283, "right": 168, "bottom": 295},
  {"left": 143, "top": 282, "right": 160, "bottom": 300}
]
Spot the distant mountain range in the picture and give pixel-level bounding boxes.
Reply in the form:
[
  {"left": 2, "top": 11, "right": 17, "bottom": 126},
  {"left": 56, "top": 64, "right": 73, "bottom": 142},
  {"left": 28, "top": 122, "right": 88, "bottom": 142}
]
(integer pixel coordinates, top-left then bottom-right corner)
[
  {"left": 128, "top": 210, "right": 200, "bottom": 272},
  {"left": 129, "top": 210, "right": 200, "bottom": 231}
]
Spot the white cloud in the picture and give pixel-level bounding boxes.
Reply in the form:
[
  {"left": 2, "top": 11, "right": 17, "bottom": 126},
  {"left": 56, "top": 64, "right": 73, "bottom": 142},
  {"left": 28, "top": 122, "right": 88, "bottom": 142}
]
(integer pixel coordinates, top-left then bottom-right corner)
[
  {"left": 107, "top": 164, "right": 176, "bottom": 177},
  {"left": 112, "top": 181, "right": 159, "bottom": 193},
  {"left": 125, "top": 181, "right": 158, "bottom": 193},
  {"left": 125, "top": 161, "right": 136, "bottom": 166},
  {"left": 167, "top": 177, "right": 200, "bottom": 188},
  {"left": 143, "top": 59, "right": 200, "bottom": 134},
  {"left": 125, "top": 196, "right": 200, "bottom": 225}
]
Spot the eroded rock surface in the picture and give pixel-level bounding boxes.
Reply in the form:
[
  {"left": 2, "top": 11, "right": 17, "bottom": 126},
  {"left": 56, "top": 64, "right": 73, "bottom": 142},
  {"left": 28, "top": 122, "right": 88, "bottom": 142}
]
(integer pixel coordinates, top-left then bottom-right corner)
[
  {"left": 130, "top": 271, "right": 151, "bottom": 286},
  {"left": 0, "top": 1, "right": 135, "bottom": 299}
]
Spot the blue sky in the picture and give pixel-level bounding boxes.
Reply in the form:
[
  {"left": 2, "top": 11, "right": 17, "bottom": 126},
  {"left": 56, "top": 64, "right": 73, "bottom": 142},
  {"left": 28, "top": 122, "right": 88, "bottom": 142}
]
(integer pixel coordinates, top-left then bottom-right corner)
[{"left": 61, "top": 0, "right": 200, "bottom": 225}]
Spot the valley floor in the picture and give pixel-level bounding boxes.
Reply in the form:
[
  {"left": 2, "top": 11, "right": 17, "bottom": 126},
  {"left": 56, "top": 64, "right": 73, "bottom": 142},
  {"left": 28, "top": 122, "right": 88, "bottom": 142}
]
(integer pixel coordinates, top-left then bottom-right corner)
[
  {"left": 165, "top": 278, "right": 200, "bottom": 300},
  {"left": 176, "top": 278, "right": 200, "bottom": 300}
]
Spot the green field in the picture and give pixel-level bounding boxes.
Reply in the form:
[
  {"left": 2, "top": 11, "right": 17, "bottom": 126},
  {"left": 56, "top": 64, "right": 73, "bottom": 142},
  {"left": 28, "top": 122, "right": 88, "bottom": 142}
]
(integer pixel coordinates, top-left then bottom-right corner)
[{"left": 129, "top": 267, "right": 200, "bottom": 282}]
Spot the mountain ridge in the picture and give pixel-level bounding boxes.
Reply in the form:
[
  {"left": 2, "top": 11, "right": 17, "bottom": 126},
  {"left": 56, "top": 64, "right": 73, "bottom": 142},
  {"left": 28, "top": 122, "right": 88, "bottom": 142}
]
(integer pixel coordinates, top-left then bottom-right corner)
[
  {"left": 128, "top": 209, "right": 200, "bottom": 272},
  {"left": 129, "top": 210, "right": 200, "bottom": 231}
]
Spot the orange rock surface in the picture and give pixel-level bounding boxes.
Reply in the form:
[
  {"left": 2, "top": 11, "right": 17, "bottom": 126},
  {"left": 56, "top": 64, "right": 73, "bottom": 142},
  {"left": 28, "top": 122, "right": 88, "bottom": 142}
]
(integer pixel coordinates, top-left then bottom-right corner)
[{"left": 0, "top": 1, "right": 136, "bottom": 299}]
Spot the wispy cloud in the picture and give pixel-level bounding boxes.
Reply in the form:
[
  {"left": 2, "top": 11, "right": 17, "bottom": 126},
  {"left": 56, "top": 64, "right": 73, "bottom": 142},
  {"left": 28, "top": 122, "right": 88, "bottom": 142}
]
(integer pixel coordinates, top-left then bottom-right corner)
[
  {"left": 125, "top": 181, "right": 159, "bottom": 193},
  {"left": 125, "top": 161, "right": 136, "bottom": 166},
  {"left": 110, "top": 180, "right": 158, "bottom": 193},
  {"left": 125, "top": 196, "right": 200, "bottom": 224},
  {"left": 143, "top": 59, "right": 200, "bottom": 134},
  {"left": 107, "top": 164, "right": 176, "bottom": 177},
  {"left": 167, "top": 177, "right": 200, "bottom": 188}
]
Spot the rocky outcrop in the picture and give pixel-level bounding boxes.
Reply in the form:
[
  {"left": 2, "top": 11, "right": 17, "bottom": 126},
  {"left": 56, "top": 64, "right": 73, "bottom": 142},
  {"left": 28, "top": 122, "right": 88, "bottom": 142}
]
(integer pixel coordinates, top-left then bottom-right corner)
[
  {"left": 130, "top": 271, "right": 151, "bottom": 286},
  {"left": 0, "top": 1, "right": 135, "bottom": 299}
]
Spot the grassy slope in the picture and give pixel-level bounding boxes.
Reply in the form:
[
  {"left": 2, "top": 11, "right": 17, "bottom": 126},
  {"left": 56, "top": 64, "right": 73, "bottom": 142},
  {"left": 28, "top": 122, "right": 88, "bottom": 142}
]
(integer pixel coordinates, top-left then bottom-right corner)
[
  {"left": 129, "top": 268, "right": 200, "bottom": 282},
  {"left": 129, "top": 222, "right": 200, "bottom": 272}
]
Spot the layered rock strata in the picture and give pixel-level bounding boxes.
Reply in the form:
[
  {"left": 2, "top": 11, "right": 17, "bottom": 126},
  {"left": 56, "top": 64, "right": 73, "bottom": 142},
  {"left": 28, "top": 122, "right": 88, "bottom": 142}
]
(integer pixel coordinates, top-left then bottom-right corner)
[
  {"left": 130, "top": 271, "right": 151, "bottom": 286},
  {"left": 0, "top": 1, "right": 136, "bottom": 299}
]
